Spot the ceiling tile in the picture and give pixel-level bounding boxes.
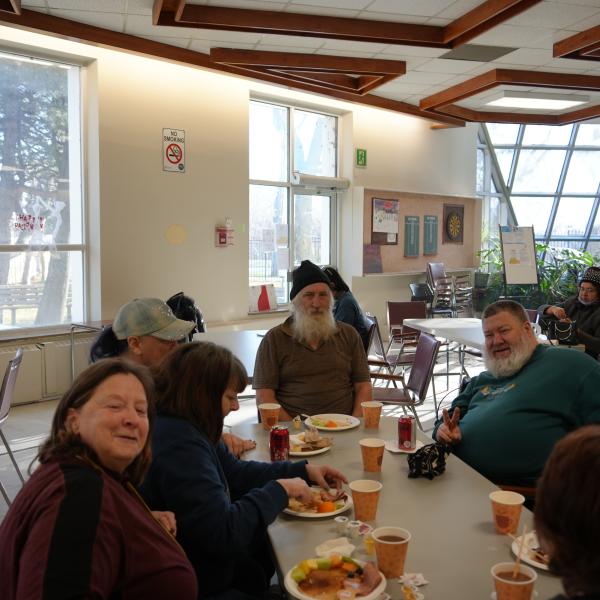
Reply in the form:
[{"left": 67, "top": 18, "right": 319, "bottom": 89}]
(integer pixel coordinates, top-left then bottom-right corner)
[
  {"left": 399, "top": 70, "right": 455, "bottom": 84},
  {"left": 126, "top": 0, "right": 152, "bottom": 16},
  {"left": 283, "top": 4, "right": 360, "bottom": 17},
  {"left": 568, "top": 13, "right": 600, "bottom": 31},
  {"left": 254, "top": 34, "right": 324, "bottom": 49},
  {"left": 49, "top": 9, "right": 125, "bottom": 30},
  {"left": 188, "top": 39, "right": 257, "bottom": 53},
  {"left": 417, "top": 57, "right": 485, "bottom": 73},
  {"left": 425, "top": 17, "right": 452, "bottom": 25},
  {"left": 471, "top": 24, "right": 558, "bottom": 48},
  {"left": 22, "top": 0, "right": 48, "bottom": 7},
  {"left": 435, "top": 0, "right": 482, "bottom": 19},
  {"left": 379, "top": 45, "right": 447, "bottom": 58},
  {"left": 319, "top": 39, "right": 389, "bottom": 53},
  {"left": 315, "top": 48, "right": 381, "bottom": 58},
  {"left": 494, "top": 48, "right": 552, "bottom": 66},
  {"left": 366, "top": 0, "right": 456, "bottom": 18},
  {"left": 545, "top": 0, "right": 600, "bottom": 7},
  {"left": 287, "top": 0, "right": 371, "bottom": 8},
  {"left": 255, "top": 44, "right": 317, "bottom": 53},
  {"left": 126, "top": 13, "right": 189, "bottom": 37},
  {"left": 47, "top": 0, "right": 125, "bottom": 10},
  {"left": 546, "top": 56, "right": 600, "bottom": 70},
  {"left": 139, "top": 35, "right": 191, "bottom": 50},
  {"left": 504, "top": 1, "right": 600, "bottom": 29},
  {"left": 375, "top": 81, "right": 432, "bottom": 94},
  {"left": 206, "top": 0, "right": 287, "bottom": 9}
]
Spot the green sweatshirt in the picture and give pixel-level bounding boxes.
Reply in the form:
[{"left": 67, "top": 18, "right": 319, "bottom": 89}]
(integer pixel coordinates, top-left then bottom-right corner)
[{"left": 433, "top": 345, "right": 600, "bottom": 486}]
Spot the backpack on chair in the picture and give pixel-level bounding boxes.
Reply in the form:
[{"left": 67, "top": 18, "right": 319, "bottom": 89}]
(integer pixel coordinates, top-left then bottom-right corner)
[{"left": 166, "top": 292, "right": 206, "bottom": 341}]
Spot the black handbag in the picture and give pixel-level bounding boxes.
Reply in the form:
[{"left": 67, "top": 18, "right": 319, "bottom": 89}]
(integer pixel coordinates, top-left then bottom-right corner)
[{"left": 545, "top": 319, "right": 578, "bottom": 345}]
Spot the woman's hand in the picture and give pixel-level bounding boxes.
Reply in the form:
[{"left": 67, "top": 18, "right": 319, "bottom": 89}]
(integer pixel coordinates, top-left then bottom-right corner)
[
  {"left": 222, "top": 433, "right": 256, "bottom": 457},
  {"left": 305, "top": 464, "right": 348, "bottom": 491},
  {"left": 276, "top": 477, "right": 313, "bottom": 504},
  {"left": 547, "top": 306, "right": 568, "bottom": 321},
  {"left": 151, "top": 510, "right": 177, "bottom": 536}
]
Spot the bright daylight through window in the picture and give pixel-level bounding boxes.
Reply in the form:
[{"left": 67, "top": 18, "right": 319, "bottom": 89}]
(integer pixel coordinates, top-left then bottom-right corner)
[
  {"left": 0, "top": 51, "right": 84, "bottom": 330},
  {"left": 478, "top": 122, "right": 600, "bottom": 260},
  {"left": 249, "top": 100, "right": 337, "bottom": 305}
]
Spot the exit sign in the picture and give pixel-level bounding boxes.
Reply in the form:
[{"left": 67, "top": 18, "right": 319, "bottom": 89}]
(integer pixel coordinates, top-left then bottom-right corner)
[{"left": 356, "top": 148, "right": 367, "bottom": 167}]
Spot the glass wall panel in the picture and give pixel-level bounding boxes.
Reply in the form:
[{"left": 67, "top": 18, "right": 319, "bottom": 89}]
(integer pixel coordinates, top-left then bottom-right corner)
[
  {"left": 522, "top": 124, "right": 572, "bottom": 146},
  {"left": 487, "top": 123, "right": 520, "bottom": 145},
  {"left": 495, "top": 148, "right": 514, "bottom": 183},
  {"left": 575, "top": 124, "right": 600, "bottom": 146},
  {"left": 293, "top": 194, "right": 331, "bottom": 266},
  {"left": 562, "top": 151, "right": 600, "bottom": 194},
  {"left": 551, "top": 197, "right": 595, "bottom": 237},
  {"left": 510, "top": 196, "right": 554, "bottom": 235},
  {"left": 249, "top": 101, "right": 288, "bottom": 182},
  {"left": 293, "top": 110, "right": 336, "bottom": 177},
  {"left": 512, "top": 150, "right": 566, "bottom": 193}
]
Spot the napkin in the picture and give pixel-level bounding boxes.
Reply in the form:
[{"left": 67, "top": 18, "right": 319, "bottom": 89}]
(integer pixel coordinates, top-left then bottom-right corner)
[{"left": 315, "top": 537, "right": 356, "bottom": 557}]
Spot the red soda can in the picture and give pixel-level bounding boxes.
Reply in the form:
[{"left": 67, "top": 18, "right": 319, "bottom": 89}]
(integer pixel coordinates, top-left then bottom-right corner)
[
  {"left": 270, "top": 425, "right": 290, "bottom": 461},
  {"left": 398, "top": 416, "right": 416, "bottom": 450}
]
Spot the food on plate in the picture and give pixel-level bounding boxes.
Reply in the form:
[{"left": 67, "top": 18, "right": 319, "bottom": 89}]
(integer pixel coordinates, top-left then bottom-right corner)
[
  {"left": 309, "top": 417, "right": 351, "bottom": 429},
  {"left": 290, "top": 427, "right": 333, "bottom": 453},
  {"left": 529, "top": 545, "right": 550, "bottom": 566},
  {"left": 291, "top": 555, "right": 382, "bottom": 600},
  {"left": 288, "top": 489, "right": 348, "bottom": 514}
]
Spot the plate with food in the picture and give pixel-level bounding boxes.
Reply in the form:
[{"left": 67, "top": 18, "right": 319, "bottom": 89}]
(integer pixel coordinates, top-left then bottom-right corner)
[
  {"left": 511, "top": 531, "right": 550, "bottom": 571},
  {"left": 289, "top": 431, "right": 333, "bottom": 457},
  {"left": 305, "top": 414, "right": 360, "bottom": 431},
  {"left": 284, "top": 488, "right": 352, "bottom": 518},
  {"left": 284, "top": 555, "right": 385, "bottom": 600}
]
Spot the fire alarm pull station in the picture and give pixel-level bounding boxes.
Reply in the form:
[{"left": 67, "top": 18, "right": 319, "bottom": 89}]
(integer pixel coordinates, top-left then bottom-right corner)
[{"left": 215, "top": 218, "right": 234, "bottom": 247}]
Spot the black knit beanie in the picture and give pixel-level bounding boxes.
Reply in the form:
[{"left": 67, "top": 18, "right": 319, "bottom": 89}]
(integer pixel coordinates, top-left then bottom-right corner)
[{"left": 290, "top": 260, "right": 331, "bottom": 300}]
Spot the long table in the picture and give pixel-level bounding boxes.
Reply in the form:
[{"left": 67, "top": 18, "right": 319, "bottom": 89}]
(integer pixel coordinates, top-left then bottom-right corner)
[
  {"left": 235, "top": 418, "right": 561, "bottom": 600},
  {"left": 403, "top": 317, "right": 484, "bottom": 350}
]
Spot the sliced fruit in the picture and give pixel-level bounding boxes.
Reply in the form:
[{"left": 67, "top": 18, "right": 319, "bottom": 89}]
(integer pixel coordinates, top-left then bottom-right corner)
[{"left": 317, "top": 501, "right": 336, "bottom": 513}]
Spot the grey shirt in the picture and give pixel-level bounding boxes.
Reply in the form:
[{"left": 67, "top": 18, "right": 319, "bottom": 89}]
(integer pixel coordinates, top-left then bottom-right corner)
[{"left": 252, "top": 317, "right": 371, "bottom": 417}]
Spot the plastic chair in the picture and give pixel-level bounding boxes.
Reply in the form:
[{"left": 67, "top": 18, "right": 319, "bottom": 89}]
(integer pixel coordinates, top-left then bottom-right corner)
[
  {"left": 365, "top": 313, "right": 413, "bottom": 379},
  {"left": 371, "top": 333, "right": 441, "bottom": 430},
  {"left": 386, "top": 300, "right": 427, "bottom": 349},
  {"left": 427, "top": 262, "right": 447, "bottom": 287},
  {"left": 452, "top": 274, "right": 473, "bottom": 317},
  {"left": 0, "top": 348, "right": 25, "bottom": 505}
]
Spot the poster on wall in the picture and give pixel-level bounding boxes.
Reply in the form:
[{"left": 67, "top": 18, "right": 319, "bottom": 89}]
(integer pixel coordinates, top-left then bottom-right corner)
[
  {"left": 371, "top": 198, "right": 399, "bottom": 245},
  {"left": 363, "top": 244, "right": 383, "bottom": 274},
  {"left": 404, "top": 216, "right": 419, "bottom": 257},
  {"left": 424, "top": 215, "right": 438, "bottom": 255},
  {"left": 163, "top": 128, "right": 185, "bottom": 173}
]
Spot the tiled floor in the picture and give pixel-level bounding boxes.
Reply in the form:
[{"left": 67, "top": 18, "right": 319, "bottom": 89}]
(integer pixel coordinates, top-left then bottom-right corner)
[{"left": 0, "top": 348, "right": 483, "bottom": 520}]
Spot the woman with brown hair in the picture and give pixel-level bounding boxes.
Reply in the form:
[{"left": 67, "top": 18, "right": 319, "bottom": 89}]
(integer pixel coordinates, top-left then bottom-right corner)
[
  {"left": 535, "top": 425, "right": 600, "bottom": 600},
  {"left": 140, "top": 342, "right": 347, "bottom": 599},
  {"left": 0, "top": 359, "right": 197, "bottom": 600}
]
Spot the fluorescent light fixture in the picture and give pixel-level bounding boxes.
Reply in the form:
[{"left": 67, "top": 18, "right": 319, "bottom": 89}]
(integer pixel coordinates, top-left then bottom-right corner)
[{"left": 485, "top": 91, "right": 590, "bottom": 110}]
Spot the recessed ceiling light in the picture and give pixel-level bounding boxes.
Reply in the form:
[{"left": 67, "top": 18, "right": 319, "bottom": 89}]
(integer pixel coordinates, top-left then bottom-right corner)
[{"left": 485, "top": 91, "right": 590, "bottom": 110}]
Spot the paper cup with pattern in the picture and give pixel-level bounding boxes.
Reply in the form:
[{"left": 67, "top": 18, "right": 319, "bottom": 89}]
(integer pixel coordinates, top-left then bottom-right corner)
[
  {"left": 491, "top": 562, "right": 537, "bottom": 600},
  {"left": 489, "top": 491, "right": 525, "bottom": 535},
  {"left": 258, "top": 403, "right": 281, "bottom": 431},
  {"left": 359, "top": 438, "right": 385, "bottom": 472},
  {"left": 349, "top": 479, "right": 383, "bottom": 521},
  {"left": 372, "top": 527, "right": 411, "bottom": 579},
  {"left": 361, "top": 401, "right": 383, "bottom": 428}
]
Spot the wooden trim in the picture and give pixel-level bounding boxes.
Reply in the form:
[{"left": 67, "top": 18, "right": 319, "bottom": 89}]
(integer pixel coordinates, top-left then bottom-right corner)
[
  {"left": 420, "top": 70, "right": 499, "bottom": 110},
  {"left": 443, "top": 0, "right": 542, "bottom": 45},
  {"left": 553, "top": 24, "right": 600, "bottom": 62},
  {"left": 0, "top": 0, "right": 20, "bottom": 16}
]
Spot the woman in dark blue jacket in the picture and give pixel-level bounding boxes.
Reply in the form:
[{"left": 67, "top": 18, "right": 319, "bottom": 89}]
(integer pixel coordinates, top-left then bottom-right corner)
[{"left": 140, "top": 342, "right": 346, "bottom": 599}]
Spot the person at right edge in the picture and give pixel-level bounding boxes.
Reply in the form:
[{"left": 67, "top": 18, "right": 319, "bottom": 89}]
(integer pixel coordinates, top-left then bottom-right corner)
[{"left": 538, "top": 266, "right": 600, "bottom": 359}]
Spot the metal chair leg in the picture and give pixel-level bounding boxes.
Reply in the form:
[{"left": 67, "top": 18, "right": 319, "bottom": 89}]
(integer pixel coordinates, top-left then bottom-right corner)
[
  {"left": 0, "top": 430, "right": 25, "bottom": 484},
  {"left": 0, "top": 479, "right": 11, "bottom": 505}
]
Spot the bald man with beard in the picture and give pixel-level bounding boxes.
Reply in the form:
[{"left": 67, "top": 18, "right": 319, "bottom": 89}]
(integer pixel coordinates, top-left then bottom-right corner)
[
  {"left": 433, "top": 299, "right": 600, "bottom": 488},
  {"left": 253, "top": 260, "right": 372, "bottom": 420}
]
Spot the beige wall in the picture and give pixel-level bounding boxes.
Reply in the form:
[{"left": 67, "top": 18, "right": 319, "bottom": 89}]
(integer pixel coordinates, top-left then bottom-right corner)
[{"left": 0, "top": 25, "right": 478, "bottom": 330}]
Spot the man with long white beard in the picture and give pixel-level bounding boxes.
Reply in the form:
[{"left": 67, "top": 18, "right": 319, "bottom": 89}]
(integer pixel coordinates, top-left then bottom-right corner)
[
  {"left": 253, "top": 260, "right": 372, "bottom": 419},
  {"left": 433, "top": 299, "right": 600, "bottom": 488}
]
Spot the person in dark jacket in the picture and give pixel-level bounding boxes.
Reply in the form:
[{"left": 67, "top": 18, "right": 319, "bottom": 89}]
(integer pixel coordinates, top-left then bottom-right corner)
[
  {"left": 538, "top": 266, "right": 600, "bottom": 359},
  {"left": 321, "top": 265, "right": 370, "bottom": 351},
  {"left": 535, "top": 425, "right": 600, "bottom": 600},
  {"left": 140, "top": 341, "right": 347, "bottom": 600},
  {"left": 0, "top": 359, "right": 198, "bottom": 600}
]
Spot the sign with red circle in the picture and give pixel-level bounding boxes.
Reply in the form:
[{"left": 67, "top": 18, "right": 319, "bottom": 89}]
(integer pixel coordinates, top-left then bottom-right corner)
[{"left": 162, "top": 128, "right": 185, "bottom": 173}]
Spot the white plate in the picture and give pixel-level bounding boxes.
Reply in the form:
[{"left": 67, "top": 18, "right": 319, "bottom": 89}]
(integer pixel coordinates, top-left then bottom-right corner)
[
  {"left": 305, "top": 414, "right": 360, "bottom": 431},
  {"left": 284, "top": 559, "right": 386, "bottom": 600},
  {"left": 511, "top": 531, "right": 549, "bottom": 571},
  {"left": 283, "top": 488, "right": 353, "bottom": 518},
  {"left": 384, "top": 439, "right": 424, "bottom": 454},
  {"left": 289, "top": 434, "right": 332, "bottom": 457}
]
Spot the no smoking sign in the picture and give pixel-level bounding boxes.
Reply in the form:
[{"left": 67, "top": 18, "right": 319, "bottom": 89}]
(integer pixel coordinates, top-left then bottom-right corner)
[{"left": 163, "top": 128, "right": 185, "bottom": 173}]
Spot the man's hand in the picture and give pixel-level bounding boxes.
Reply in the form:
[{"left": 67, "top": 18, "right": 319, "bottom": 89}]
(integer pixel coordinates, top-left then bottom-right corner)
[
  {"left": 435, "top": 407, "right": 462, "bottom": 445},
  {"left": 305, "top": 464, "right": 348, "bottom": 491},
  {"left": 222, "top": 433, "right": 256, "bottom": 457},
  {"left": 547, "top": 306, "right": 568, "bottom": 321},
  {"left": 276, "top": 477, "right": 313, "bottom": 504},
  {"left": 151, "top": 510, "right": 177, "bottom": 536}
]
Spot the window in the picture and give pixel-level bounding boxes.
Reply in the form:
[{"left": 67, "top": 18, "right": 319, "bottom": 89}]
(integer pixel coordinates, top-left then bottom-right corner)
[
  {"left": 0, "top": 51, "right": 84, "bottom": 329},
  {"left": 249, "top": 100, "right": 338, "bottom": 304},
  {"left": 481, "top": 122, "right": 600, "bottom": 257}
]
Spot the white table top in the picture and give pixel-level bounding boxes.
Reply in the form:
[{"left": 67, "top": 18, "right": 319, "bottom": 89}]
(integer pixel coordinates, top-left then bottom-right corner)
[
  {"left": 235, "top": 418, "right": 562, "bottom": 600},
  {"left": 404, "top": 317, "right": 485, "bottom": 350}
]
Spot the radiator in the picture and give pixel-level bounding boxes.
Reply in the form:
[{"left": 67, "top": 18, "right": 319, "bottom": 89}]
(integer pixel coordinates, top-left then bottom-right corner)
[
  {"left": 0, "top": 344, "right": 43, "bottom": 406},
  {"left": 39, "top": 336, "right": 95, "bottom": 398}
]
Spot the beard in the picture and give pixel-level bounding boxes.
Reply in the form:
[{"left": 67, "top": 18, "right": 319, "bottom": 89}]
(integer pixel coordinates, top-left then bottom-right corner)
[
  {"left": 290, "top": 300, "right": 337, "bottom": 344},
  {"left": 483, "top": 333, "right": 537, "bottom": 379}
]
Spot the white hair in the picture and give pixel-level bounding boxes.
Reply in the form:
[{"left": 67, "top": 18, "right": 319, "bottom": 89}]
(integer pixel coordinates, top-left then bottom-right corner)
[{"left": 290, "top": 292, "right": 337, "bottom": 344}]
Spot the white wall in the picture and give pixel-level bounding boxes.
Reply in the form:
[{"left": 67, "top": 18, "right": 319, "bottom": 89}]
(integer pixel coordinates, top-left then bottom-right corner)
[{"left": 0, "top": 25, "right": 477, "bottom": 332}]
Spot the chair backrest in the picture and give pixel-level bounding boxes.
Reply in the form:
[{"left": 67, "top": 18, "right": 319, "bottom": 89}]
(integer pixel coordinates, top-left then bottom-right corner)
[
  {"left": 427, "top": 262, "right": 447, "bottom": 286},
  {"left": 409, "top": 282, "right": 433, "bottom": 303},
  {"left": 365, "top": 313, "right": 387, "bottom": 360},
  {"left": 0, "top": 348, "right": 24, "bottom": 425},
  {"left": 387, "top": 301, "right": 426, "bottom": 337},
  {"left": 363, "top": 313, "right": 378, "bottom": 355},
  {"left": 525, "top": 309, "right": 538, "bottom": 324},
  {"left": 406, "top": 333, "right": 440, "bottom": 401}
]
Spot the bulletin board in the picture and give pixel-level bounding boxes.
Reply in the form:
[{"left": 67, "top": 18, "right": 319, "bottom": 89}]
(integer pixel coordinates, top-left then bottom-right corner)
[
  {"left": 499, "top": 225, "right": 538, "bottom": 285},
  {"left": 362, "top": 189, "right": 478, "bottom": 275}
]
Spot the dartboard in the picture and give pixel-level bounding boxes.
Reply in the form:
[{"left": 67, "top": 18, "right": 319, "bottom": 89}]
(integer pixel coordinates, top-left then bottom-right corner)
[{"left": 446, "top": 211, "right": 462, "bottom": 241}]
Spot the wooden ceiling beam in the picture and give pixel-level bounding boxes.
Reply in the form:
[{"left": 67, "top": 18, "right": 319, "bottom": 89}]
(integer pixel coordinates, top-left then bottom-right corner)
[
  {"left": 443, "top": 0, "right": 542, "bottom": 46},
  {"left": 553, "top": 24, "right": 600, "bottom": 62},
  {"left": 0, "top": 0, "right": 20, "bottom": 15},
  {"left": 420, "top": 70, "right": 499, "bottom": 110}
]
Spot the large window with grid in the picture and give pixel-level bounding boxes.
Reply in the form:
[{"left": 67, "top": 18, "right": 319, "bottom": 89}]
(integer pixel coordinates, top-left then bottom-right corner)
[
  {"left": 249, "top": 99, "right": 338, "bottom": 305},
  {"left": 0, "top": 50, "right": 84, "bottom": 329},
  {"left": 481, "top": 122, "right": 600, "bottom": 259}
]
